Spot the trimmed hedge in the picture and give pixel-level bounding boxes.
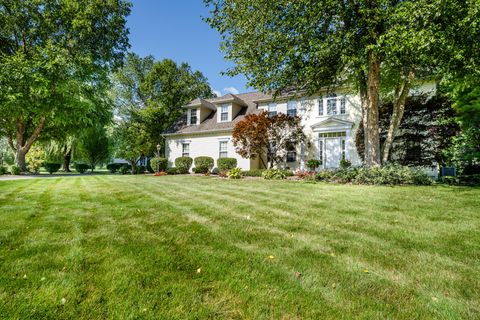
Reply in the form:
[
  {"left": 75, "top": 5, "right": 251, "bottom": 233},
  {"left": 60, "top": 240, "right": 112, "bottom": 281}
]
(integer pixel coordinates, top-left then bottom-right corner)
[
  {"left": 194, "top": 156, "right": 214, "bottom": 174},
  {"left": 44, "top": 162, "right": 61, "bottom": 174},
  {"left": 217, "top": 157, "right": 237, "bottom": 172},
  {"left": 106, "top": 163, "right": 122, "bottom": 173},
  {"left": 175, "top": 157, "right": 193, "bottom": 174},
  {"left": 74, "top": 163, "right": 90, "bottom": 174},
  {"left": 314, "top": 165, "right": 432, "bottom": 185},
  {"left": 241, "top": 169, "right": 266, "bottom": 177},
  {"left": 150, "top": 157, "right": 168, "bottom": 173},
  {"left": 166, "top": 167, "right": 179, "bottom": 175}
]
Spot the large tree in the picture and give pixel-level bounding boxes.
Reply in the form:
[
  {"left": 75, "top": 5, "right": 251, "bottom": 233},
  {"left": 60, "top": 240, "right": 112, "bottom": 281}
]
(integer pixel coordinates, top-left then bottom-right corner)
[
  {"left": 0, "top": 0, "right": 131, "bottom": 171},
  {"left": 205, "top": 0, "right": 480, "bottom": 166},
  {"left": 111, "top": 54, "right": 214, "bottom": 155},
  {"left": 76, "top": 125, "right": 112, "bottom": 172}
]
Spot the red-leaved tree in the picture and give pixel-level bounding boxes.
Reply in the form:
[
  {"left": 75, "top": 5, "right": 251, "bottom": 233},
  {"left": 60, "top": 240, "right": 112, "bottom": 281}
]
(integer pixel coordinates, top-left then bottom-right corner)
[{"left": 232, "top": 111, "right": 306, "bottom": 168}]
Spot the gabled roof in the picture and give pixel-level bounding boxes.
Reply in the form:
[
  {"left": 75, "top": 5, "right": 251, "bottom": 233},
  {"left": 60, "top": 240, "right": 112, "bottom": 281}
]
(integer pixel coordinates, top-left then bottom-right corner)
[
  {"left": 163, "top": 91, "right": 272, "bottom": 136},
  {"left": 311, "top": 117, "right": 354, "bottom": 130}
]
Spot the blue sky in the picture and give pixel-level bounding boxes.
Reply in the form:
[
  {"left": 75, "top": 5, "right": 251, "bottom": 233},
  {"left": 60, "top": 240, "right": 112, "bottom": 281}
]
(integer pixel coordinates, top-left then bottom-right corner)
[{"left": 127, "top": 0, "right": 250, "bottom": 96}]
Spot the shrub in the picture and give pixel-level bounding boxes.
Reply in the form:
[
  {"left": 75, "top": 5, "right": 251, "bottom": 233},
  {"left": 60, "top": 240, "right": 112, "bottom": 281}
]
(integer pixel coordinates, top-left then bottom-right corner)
[
  {"left": 74, "top": 163, "right": 90, "bottom": 174},
  {"left": 194, "top": 156, "right": 214, "bottom": 174},
  {"left": 339, "top": 159, "right": 352, "bottom": 169},
  {"left": 262, "top": 169, "right": 287, "bottom": 180},
  {"left": 295, "top": 170, "right": 316, "bottom": 181},
  {"left": 211, "top": 167, "right": 219, "bottom": 175},
  {"left": 44, "top": 162, "right": 61, "bottom": 174},
  {"left": 227, "top": 167, "right": 242, "bottom": 179},
  {"left": 150, "top": 157, "right": 168, "bottom": 173},
  {"left": 0, "top": 166, "right": 7, "bottom": 175},
  {"left": 166, "top": 167, "right": 178, "bottom": 175},
  {"left": 120, "top": 165, "right": 131, "bottom": 175},
  {"left": 217, "top": 157, "right": 237, "bottom": 172},
  {"left": 218, "top": 171, "right": 228, "bottom": 178},
  {"left": 10, "top": 165, "right": 21, "bottom": 175},
  {"left": 306, "top": 159, "right": 321, "bottom": 171},
  {"left": 458, "top": 174, "right": 480, "bottom": 185},
  {"left": 175, "top": 157, "right": 193, "bottom": 174},
  {"left": 438, "top": 176, "right": 458, "bottom": 185},
  {"left": 146, "top": 158, "right": 154, "bottom": 173},
  {"left": 135, "top": 165, "right": 146, "bottom": 174},
  {"left": 315, "top": 170, "right": 336, "bottom": 181},
  {"left": 106, "top": 163, "right": 122, "bottom": 173},
  {"left": 241, "top": 169, "right": 266, "bottom": 177}
]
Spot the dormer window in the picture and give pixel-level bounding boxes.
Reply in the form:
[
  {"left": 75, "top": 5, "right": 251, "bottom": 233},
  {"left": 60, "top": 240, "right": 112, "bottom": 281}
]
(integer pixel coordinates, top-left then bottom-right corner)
[
  {"left": 268, "top": 103, "right": 277, "bottom": 117},
  {"left": 287, "top": 100, "right": 297, "bottom": 117},
  {"left": 190, "top": 108, "right": 198, "bottom": 125},
  {"left": 220, "top": 104, "right": 229, "bottom": 122}
]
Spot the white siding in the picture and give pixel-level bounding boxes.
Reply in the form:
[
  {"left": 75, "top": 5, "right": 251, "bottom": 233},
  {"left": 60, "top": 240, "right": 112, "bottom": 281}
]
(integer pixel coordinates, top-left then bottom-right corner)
[{"left": 166, "top": 133, "right": 252, "bottom": 171}]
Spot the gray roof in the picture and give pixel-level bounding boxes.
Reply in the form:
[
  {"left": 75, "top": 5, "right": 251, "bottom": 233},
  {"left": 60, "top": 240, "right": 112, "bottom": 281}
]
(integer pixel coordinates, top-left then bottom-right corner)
[{"left": 164, "top": 91, "right": 273, "bottom": 136}]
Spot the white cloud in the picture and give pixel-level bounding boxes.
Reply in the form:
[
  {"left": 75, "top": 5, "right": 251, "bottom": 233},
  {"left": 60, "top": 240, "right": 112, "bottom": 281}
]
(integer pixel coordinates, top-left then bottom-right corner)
[
  {"left": 223, "top": 87, "right": 240, "bottom": 95},
  {"left": 213, "top": 89, "right": 222, "bottom": 97}
]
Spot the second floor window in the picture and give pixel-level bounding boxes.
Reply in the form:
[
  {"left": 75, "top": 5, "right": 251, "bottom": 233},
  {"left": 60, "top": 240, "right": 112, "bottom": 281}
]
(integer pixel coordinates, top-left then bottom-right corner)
[
  {"left": 182, "top": 143, "right": 190, "bottom": 157},
  {"left": 318, "top": 97, "right": 324, "bottom": 116},
  {"left": 340, "top": 97, "right": 346, "bottom": 114},
  {"left": 219, "top": 141, "right": 228, "bottom": 158},
  {"left": 220, "top": 104, "right": 229, "bottom": 121},
  {"left": 190, "top": 108, "right": 197, "bottom": 125},
  {"left": 327, "top": 95, "right": 337, "bottom": 115},
  {"left": 287, "top": 100, "right": 297, "bottom": 117},
  {"left": 268, "top": 103, "right": 277, "bottom": 117}
]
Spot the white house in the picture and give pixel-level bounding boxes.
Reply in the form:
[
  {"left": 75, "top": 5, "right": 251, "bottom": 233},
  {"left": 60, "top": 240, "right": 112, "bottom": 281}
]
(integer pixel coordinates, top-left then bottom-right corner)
[{"left": 163, "top": 83, "right": 436, "bottom": 171}]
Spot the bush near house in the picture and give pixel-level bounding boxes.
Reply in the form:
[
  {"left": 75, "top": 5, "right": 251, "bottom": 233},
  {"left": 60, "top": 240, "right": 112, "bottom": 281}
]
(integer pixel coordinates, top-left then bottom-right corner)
[
  {"left": 262, "top": 169, "right": 291, "bottom": 180},
  {"left": 166, "top": 167, "right": 178, "bottom": 175},
  {"left": 74, "top": 163, "right": 90, "bottom": 174},
  {"left": 150, "top": 157, "right": 168, "bottom": 173},
  {"left": 217, "top": 157, "right": 237, "bottom": 172},
  {"left": 313, "top": 165, "right": 432, "bottom": 185},
  {"left": 193, "top": 156, "right": 214, "bottom": 174},
  {"left": 175, "top": 157, "right": 193, "bottom": 174},
  {"left": 135, "top": 165, "right": 146, "bottom": 174},
  {"left": 306, "top": 159, "right": 321, "bottom": 171},
  {"left": 120, "top": 165, "right": 131, "bottom": 175},
  {"left": 106, "top": 163, "right": 122, "bottom": 173},
  {"left": 0, "top": 166, "right": 7, "bottom": 175},
  {"left": 241, "top": 169, "right": 266, "bottom": 177},
  {"left": 44, "top": 162, "right": 61, "bottom": 174},
  {"left": 227, "top": 167, "right": 242, "bottom": 179}
]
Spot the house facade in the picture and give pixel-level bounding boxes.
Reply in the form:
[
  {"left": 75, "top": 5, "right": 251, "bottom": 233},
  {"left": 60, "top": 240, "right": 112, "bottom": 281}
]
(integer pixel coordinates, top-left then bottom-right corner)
[{"left": 163, "top": 83, "right": 436, "bottom": 171}]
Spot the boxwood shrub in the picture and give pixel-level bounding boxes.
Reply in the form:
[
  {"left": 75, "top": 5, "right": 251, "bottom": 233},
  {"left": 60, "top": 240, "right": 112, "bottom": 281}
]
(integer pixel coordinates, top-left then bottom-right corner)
[
  {"left": 194, "top": 156, "right": 214, "bottom": 174},
  {"left": 106, "top": 163, "right": 122, "bottom": 173},
  {"left": 166, "top": 167, "right": 178, "bottom": 175},
  {"left": 150, "top": 157, "right": 168, "bottom": 173},
  {"left": 44, "top": 162, "right": 61, "bottom": 174},
  {"left": 175, "top": 157, "right": 193, "bottom": 174},
  {"left": 74, "top": 163, "right": 90, "bottom": 174},
  {"left": 217, "top": 157, "right": 237, "bottom": 172}
]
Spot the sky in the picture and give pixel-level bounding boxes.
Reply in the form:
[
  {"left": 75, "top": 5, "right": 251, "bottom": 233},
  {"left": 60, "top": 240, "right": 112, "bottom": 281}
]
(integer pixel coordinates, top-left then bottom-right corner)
[{"left": 127, "top": 0, "right": 250, "bottom": 96}]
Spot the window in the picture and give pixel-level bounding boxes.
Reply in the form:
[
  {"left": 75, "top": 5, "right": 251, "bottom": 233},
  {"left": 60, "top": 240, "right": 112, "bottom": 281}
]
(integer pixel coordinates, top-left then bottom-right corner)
[
  {"left": 219, "top": 141, "right": 228, "bottom": 158},
  {"left": 340, "top": 96, "right": 346, "bottom": 114},
  {"left": 287, "top": 100, "right": 297, "bottom": 117},
  {"left": 220, "top": 104, "right": 229, "bottom": 122},
  {"left": 341, "top": 139, "right": 346, "bottom": 160},
  {"left": 268, "top": 103, "right": 277, "bottom": 117},
  {"left": 318, "top": 97, "right": 324, "bottom": 116},
  {"left": 319, "top": 132, "right": 346, "bottom": 138},
  {"left": 190, "top": 108, "right": 197, "bottom": 125},
  {"left": 286, "top": 142, "right": 296, "bottom": 162},
  {"left": 327, "top": 94, "right": 337, "bottom": 115},
  {"left": 182, "top": 143, "right": 190, "bottom": 157},
  {"left": 319, "top": 140, "right": 324, "bottom": 165}
]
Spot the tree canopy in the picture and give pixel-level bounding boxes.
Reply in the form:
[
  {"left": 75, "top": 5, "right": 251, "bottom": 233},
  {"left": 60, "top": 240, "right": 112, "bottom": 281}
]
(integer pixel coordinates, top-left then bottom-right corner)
[
  {"left": 205, "top": 0, "right": 480, "bottom": 166},
  {"left": 0, "top": 0, "right": 131, "bottom": 171}
]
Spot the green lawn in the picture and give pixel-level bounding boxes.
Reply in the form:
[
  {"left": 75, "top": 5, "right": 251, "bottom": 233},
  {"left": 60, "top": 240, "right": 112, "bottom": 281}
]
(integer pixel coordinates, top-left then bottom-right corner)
[{"left": 0, "top": 175, "right": 479, "bottom": 319}]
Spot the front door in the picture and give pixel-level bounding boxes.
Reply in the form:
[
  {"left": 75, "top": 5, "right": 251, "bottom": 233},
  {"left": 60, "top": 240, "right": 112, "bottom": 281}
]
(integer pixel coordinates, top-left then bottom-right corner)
[{"left": 325, "top": 138, "right": 342, "bottom": 168}]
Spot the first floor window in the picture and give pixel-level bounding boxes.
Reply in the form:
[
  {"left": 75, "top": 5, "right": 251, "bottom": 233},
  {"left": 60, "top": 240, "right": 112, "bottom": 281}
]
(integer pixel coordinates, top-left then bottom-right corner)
[
  {"left": 182, "top": 143, "right": 190, "bottom": 157},
  {"left": 268, "top": 103, "right": 277, "bottom": 117},
  {"left": 190, "top": 108, "right": 198, "bottom": 125},
  {"left": 219, "top": 141, "right": 228, "bottom": 158},
  {"left": 220, "top": 104, "right": 229, "bottom": 121},
  {"left": 286, "top": 141, "right": 296, "bottom": 162},
  {"left": 287, "top": 100, "right": 297, "bottom": 117}
]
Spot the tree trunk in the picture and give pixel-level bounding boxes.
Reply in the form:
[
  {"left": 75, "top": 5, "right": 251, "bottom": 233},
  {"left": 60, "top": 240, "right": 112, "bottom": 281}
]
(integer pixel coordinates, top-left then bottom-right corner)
[
  {"left": 382, "top": 69, "right": 415, "bottom": 164},
  {"left": 12, "top": 117, "right": 46, "bottom": 172},
  {"left": 363, "top": 50, "right": 382, "bottom": 167},
  {"left": 63, "top": 146, "right": 72, "bottom": 172},
  {"left": 15, "top": 149, "right": 27, "bottom": 172}
]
